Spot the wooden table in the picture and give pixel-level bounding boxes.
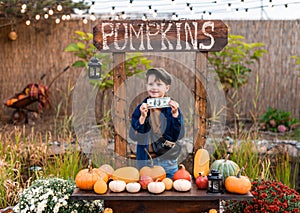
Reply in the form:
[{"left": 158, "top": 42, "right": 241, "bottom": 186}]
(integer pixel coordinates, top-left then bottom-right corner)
[{"left": 71, "top": 183, "right": 253, "bottom": 213}]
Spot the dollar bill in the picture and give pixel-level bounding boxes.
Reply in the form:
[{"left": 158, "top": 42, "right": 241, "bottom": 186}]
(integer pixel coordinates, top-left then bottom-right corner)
[{"left": 147, "top": 97, "right": 171, "bottom": 109}]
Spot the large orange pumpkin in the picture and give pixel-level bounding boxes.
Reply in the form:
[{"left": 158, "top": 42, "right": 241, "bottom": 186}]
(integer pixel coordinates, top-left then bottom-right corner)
[
  {"left": 75, "top": 161, "right": 107, "bottom": 190},
  {"left": 139, "top": 165, "right": 166, "bottom": 181},
  {"left": 225, "top": 169, "right": 252, "bottom": 194}
]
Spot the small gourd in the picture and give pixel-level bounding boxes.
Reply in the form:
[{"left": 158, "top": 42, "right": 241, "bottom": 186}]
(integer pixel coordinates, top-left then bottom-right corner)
[
  {"left": 147, "top": 181, "right": 165, "bottom": 194},
  {"left": 173, "top": 164, "right": 191, "bottom": 181},
  {"left": 173, "top": 179, "right": 192, "bottom": 192},
  {"left": 109, "top": 180, "right": 126, "bottom": 192},
  {"left": 193, "top": 148, "right": 210, "bottom": 178},
  {"left": 93, "top": 179, "right": 108, "bottom": 194},
  {"left": 162, "top": 178, "right": 173, "bottom": 190},
  {"left": 126, "top": 182, "right": 141, "bottom": 193},
  {"left": 225, "top": 168, "right": 252, "bottom": 194},
  {"left": 139, "top": 165, "right": 166, "bottom": 181}
]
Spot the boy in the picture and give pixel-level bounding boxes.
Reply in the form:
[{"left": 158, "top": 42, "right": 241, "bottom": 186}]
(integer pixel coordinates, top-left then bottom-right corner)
[{"left": 130, "top": 68, "right": 185, "bottom": 178}]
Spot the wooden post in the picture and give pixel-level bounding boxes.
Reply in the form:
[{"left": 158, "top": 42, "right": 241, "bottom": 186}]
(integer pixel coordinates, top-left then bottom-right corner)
[
  {"left": 194, "top": 52, "right": 208, "bottom": 151},
  {"left": 113, "top": 53, "right": 127, "bottom": 165}
]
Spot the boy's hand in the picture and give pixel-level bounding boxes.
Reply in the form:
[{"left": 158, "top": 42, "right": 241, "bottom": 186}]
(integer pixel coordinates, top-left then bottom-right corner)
[
  {"left": 139, "top": 103, "right": 149, "bottom": 124},
  {"left": 169, "top": 100, "right": 179, "bottom": 118}
]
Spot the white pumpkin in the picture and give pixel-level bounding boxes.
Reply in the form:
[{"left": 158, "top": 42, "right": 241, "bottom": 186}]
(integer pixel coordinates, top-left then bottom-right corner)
[
  {"left": 126, "top": 182, "right": 141, "bottom": 193},
  {"left": 147, "top": 181, "right": 165, "bottom": 194},
  {"left": 108, "top": 180, "right": 126, "bottom": 192},
  {"left": 173, "top": 179, "right": 192, "bottom": 192}
]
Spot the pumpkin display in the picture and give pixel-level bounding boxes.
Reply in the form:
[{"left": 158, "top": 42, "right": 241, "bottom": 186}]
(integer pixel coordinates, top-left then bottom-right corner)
[
  {"left": 109, "top": 180, "right": 126, "bottom": 192},
  {"left": 126, "top": 182, "right": 141, "bottom": 193},
  {"left": 147, "top": 181, "right": 165, "bottom": 194},
  {"left": 173, "top": 179, "right": 192, "bottom": 192},
  {"left": 225, "top": 169, "right": 252, "bottom": 194},
  {"left": 75, "top": 161, "right": 104, "bottom": 190},
  {"left": 210, "top": 155, "right": 239, "bottom": 181},
  {"left": 99, "top": 164, "right": 114, "bottom": 178},
  {"left": 193, "top": 148, "right": 210, "bottom": 179},
  {"left": 112, "top": 166, "right": 139, "bottom": 183},
  {"left": 173, "top": 164, "right": 191, "bottom": 181},
  {"left": 139, "top": 165, "right": 166, "bottom": 181},
  {"left": 162, "top": 178, "right": 173, "bottom": 190},
  {"left": 93, "top": 179, "right": 108, "bottom": 194}
]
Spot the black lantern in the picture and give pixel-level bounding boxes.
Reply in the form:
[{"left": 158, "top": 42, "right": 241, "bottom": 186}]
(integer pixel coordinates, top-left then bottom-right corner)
[
  {"left": 207, "top": 170, "right": 223, "bottom": 193},
  {"left": 88, "top": 57, "right": 102, "bottom": 79}
]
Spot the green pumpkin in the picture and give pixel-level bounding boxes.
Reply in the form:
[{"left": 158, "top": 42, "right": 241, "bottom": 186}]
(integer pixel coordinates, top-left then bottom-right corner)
[{"left": 210, "top": 156, "right": 240, "bottom": 182}]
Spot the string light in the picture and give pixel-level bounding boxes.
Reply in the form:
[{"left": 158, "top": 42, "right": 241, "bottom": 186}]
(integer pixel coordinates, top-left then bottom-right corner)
[
  {"left": 35, "top": 14, "right": 41, "bottom": 20},
  {"left": 62, "top": 14, "right": 67, "bottom": 20},
  {"left": 171, "top": 0, "right": 176, "bottom": 6},
  {"left": 57, "top": 4, "right": 63, "bottom": 11},
  {"left": 44, "top": 13, "right": 49, "bottom": 19},
  {"left": 89, "top": 1, "right": 95, "bottom": 11},
  {"left": 285, "top": 4, "right": 288, "bottom": 8},
  {"left": 185, "top": 3, "right": 190, "bottom": 11},
  {"left": 148, "top": 5, "right": 153, "bottom": 14},
  {"left": 82, "top": 17, "right": 88, "bottom": 24},
  {"left": 66, "top": 14, "right": 71, "bottom": 20},
  {"left": 48, "top": 8, "right": 54, "bottom": 15},
  {"left": 268, "top": 0, "right": 273, "bottom": 8},
  {"left": 21, "top": 3, "right": 27, "bottom": 10},
  {"left": 121, "top": 11, "right": 126, "bottom": 19},
  {"left": 128, "top": 0, "right": 133, "bottom": 7},
  {"left": 142, "top": 13, "right": 147, "bottom": 21},
  {"left": 226, "top": 3, "right": 232, "bottom": 11},
  {"left": 25, "top": 19, "right": 30, "bottom": 25},
  {"left": 90, "top": 12, "right": 96, "bottom": 21},
  {"left": 55, "top": 17, "right": 60, "bottom": 24},
  {"left": 153, "top": 9, "right": 157, "bottom": 17},
  {"left": 111, "top": 6, "right": 115, "bottom": 15}
]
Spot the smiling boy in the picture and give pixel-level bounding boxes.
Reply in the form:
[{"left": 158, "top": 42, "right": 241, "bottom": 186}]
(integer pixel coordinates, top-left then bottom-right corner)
[{"left": 130, "top": 68, "right": 185, "bottom": 178}]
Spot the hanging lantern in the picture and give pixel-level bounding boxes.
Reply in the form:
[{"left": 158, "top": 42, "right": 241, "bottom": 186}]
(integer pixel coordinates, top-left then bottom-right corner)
[
  {"left": 207, "top": 170, "right": 223, "bottom": 194},
  {"left": 88, "top": 57, "right": 102, "bottom": 79}
]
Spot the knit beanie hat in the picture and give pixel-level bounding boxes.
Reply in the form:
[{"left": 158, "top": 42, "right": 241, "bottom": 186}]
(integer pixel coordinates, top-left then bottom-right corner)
[{"left": 146, "top": 68, "right": 172, "bottom": 85}]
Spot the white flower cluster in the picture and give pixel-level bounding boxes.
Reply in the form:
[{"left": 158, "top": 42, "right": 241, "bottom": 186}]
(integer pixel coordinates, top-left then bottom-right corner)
[{"left": 13, "top": 178, "right": 103, "bottom": 213}]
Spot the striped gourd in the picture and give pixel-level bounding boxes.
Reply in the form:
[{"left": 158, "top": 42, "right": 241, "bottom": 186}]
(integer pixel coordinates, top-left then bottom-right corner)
[{"left": 210, "top": 155, "right": 239, "bottom": 181}]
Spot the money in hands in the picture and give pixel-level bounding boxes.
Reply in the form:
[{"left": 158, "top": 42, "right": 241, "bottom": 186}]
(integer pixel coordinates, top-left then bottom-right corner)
[{"left": 147, "top": 97, "right": 171, "bottom": 109}]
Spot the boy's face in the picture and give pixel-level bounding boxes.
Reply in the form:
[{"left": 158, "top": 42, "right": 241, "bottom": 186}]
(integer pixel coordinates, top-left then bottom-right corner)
[{"left": 146, "top": 74, "right": 170, "bottom": 98}]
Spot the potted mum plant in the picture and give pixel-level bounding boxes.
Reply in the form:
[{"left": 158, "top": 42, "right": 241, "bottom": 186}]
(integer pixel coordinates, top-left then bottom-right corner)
[
  {"left": 12, "top": 177, "right": 103, "bottom": 213},
  {"left": 223, "top": 179, "right": 300, "bottom": 213}
]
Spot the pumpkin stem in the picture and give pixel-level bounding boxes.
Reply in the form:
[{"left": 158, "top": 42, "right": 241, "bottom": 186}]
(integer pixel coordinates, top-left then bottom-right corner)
[
  {"left": 224, "top": 154, "right": 230, "bottom": 162},
  {"left": 144, "top": 148, "right": 153, "bottom": 166},
  {"left": 236, "top": 167, "right": 244, "bottom": 178},
  {"left": 179, "top": 164, "right": 185, "bottom": 170},
  {"left": 88, "top": 159, "right": 93, "bottom": 172}
]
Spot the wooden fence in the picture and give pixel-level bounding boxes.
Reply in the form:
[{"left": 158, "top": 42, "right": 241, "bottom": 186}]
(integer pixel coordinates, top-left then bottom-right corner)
[{"left": 0, "top": 19, "right": 299, "bottom": 123}]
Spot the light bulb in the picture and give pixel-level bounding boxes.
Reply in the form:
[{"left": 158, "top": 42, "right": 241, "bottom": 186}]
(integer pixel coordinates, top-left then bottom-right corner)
[
  {"left": 44, "top": 13, "right": 49, "bottom": 19},
  {"left": 90, "top": 13, "right": 96, "bottom": 21},
  {"left": 62, "top": 14, "right": 67, "bottom": 20},
  {"left": 48, "top": 9, "right": 54, "bottom": 15},
  {"left": 21, "top": 9, "right": 26, "bottom": 13},
  {"left": 35, "top": 14, "right": 40, "bottom": 20},
  {"left": 55, "top": 18, "right": 60, "bottom": 24},
  {"left": 82, "top": 18, "right": 88, "bottom": 24},
  {"left": 25, "top": 20, "right": 31, "bottom": 25},
  {"left": 21, "top": 4, "right": 27, "bottom": 10},
  {"left": 66, "top": 14, "right": 71, "bottom": 20},
  {"left": 57, "top": 4, "right": 63, "bottom": 11}
]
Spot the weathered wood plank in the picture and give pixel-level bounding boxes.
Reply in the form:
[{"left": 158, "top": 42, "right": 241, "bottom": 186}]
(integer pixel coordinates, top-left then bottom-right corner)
[
  {"left": 113, "top": 53, "right": 127, "bottom": 163},
  {"left": 93, "top": 20, "right": 228, "bottom": 52},
  {"left": 194, "top": 52, "right": 207, "bottom": 150}
]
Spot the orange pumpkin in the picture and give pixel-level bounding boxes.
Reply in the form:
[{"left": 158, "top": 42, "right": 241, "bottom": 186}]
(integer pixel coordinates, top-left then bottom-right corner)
[
  {"left": 139, "top": 165, "right": 166, "bottom": 181},
  {"left": 173, "top": 164, "right": 191, "bottom": 181},
  {"left": 225, "top": 169, "right": 252, "bottom": 194},
  {"left": 75, "top": 161, "right": 105, "bottom": 190}
]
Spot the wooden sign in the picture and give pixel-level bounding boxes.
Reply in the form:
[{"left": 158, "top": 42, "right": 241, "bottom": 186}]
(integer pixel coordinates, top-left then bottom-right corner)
[{"left": 93, "top": 20, "right": 228, "bottom": 52}]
